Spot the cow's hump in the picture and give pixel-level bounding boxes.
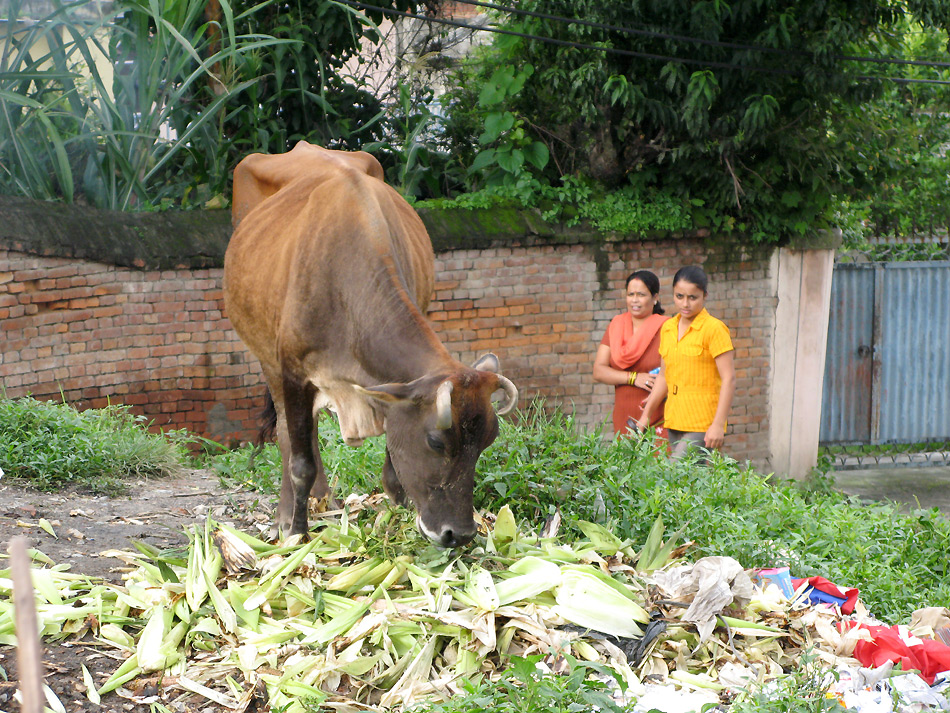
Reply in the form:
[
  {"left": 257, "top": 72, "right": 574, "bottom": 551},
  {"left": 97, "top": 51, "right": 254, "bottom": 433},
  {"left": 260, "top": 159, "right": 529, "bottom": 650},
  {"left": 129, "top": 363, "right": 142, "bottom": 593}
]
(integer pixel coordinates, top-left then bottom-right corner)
[{"left": 231, "top": 141, "right": 385, "bottom": 228}]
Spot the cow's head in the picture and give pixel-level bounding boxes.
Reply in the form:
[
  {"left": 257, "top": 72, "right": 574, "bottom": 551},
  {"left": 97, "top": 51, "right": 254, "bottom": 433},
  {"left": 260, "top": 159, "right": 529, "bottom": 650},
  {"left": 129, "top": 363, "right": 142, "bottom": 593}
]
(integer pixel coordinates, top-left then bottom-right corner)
[{"left": 356, "top": 354, "right": 517, "bottom": 548}]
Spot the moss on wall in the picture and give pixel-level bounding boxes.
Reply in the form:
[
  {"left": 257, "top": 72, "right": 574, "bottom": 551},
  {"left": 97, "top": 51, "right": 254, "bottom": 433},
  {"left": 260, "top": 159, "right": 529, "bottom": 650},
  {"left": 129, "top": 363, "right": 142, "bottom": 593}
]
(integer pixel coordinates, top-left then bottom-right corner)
[
  {"left": 0, "top": 196, "right": 835, "bottom": 268},
  {"left": 0, "top": 196, "right": 231, "bottom": 270}
]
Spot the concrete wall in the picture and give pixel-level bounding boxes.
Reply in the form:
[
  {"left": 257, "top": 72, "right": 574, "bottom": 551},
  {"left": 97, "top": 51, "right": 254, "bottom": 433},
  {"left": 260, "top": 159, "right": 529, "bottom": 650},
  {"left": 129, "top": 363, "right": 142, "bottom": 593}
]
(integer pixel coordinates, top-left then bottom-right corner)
[
  {"left": 769, "top": 248, "right": 837, "bottom": 478},
  {"left": 0, "top": 196, "right": 838, "bottom": 473}
]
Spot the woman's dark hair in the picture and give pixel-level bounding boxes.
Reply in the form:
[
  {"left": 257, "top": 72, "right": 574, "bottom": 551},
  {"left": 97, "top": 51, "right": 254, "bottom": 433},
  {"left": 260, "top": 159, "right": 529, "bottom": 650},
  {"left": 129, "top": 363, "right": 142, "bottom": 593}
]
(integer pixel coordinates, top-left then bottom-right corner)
[
  {"left": 625, "top": 270, "right": 665, "bottom": 315},
  {"left": 672, "top": 265, "right": 708, "bottom": 295}
]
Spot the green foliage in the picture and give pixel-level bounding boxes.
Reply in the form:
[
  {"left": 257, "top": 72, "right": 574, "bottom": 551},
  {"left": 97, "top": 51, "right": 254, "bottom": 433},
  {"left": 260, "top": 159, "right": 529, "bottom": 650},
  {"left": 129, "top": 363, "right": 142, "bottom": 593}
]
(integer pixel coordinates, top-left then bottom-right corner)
[
  {"left": 0, "top": 396, "right": 190, "bottom": 493},
  {"left": 829, "top": 22, "right": 950, "bottom": 240},
  {"left": 729, "top": 650, "right": 840, "bottom": 713},
  {"left": 419, "top": 174, "right": 693, "bottom": 236},
  {"left": 473, "top": 403, "right": 607, "bottom": 516},
  {"left": 206, "top": 440, "right": 282, "bottom": 495},
  {"left": 209, "top": 414, "right": 385, "bottom": 497},
  {"left": 0, "top": 0, "right": 286, "bottom": 209},
  {"left": 820, "top": 440, "right": 950, "bottom": 461},
  {"left": 440, "top": 1, "right": 950, "bottom": 242},
  {"left": 217, "top": 0, "right": 427, "bottom": 173},
  {"left": 364, "top": 83, "right": 463, "bottom": 200},
  {"left": 571, "top": 183, "right": 692, "bottom": 234},
  {"left": 415, "top": 653, "right": 626, "bottom": 713},
  {"left": 209, "top": 401, "right": 950, "bottom": 623},
  {"left": 0, "top": 0, "right": 429, "bottom": 208},
  {"left": 467, "top": 64, "right": 549, "bottom": 189},
  {"left": 474, "top": 411, "right": 950, "bottom": 624}
]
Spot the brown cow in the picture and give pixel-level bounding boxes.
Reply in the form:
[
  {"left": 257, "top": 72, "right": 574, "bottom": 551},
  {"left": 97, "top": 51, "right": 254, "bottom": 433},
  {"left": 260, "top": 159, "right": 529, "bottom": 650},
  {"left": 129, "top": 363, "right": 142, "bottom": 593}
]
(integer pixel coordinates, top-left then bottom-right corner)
[{"left": 224, "top": 142, "right": 518, "bottom": 548}]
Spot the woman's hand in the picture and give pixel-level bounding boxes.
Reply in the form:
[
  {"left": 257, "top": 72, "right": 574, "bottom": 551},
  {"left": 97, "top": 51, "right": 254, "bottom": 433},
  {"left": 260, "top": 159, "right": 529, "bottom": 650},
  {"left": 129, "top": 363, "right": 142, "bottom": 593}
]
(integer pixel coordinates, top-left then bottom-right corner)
[
  {"left": 632, "top": 415, "right": 650, "bottom": 433},
  {"left": 634, "top": 372, "right": 656, "bottom": 391},
  {"left": 704, "top": 423, "right": 725, "bottom": 450},
  {"left": 637, "top": 367, "right": 667, "bottom": 434}
]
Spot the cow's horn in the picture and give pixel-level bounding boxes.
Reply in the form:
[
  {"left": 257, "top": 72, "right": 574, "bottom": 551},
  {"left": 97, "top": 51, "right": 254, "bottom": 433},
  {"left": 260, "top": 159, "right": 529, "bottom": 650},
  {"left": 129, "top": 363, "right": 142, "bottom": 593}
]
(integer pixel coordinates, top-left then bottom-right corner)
[
  {"left": 435, "top": 380, "right": 454, "bottom": 430},
  {"left": 494, "top": 375, "right": 519, "bottom": 415}
]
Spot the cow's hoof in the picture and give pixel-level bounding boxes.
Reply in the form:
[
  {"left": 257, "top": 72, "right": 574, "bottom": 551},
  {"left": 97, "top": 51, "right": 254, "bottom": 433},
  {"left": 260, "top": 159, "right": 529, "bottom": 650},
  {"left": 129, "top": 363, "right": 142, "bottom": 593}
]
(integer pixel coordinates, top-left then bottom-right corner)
[{"left": 268, "top": 520, "right": 303, "bottom": 543}]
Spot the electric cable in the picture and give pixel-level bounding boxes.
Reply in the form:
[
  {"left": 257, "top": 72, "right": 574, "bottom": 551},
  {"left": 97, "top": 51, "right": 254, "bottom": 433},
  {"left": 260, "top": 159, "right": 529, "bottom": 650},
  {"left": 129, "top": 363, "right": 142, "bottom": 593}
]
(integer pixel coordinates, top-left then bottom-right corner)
[
  {"left": 338, "top": 0, "right": 804, "bottom": 77},
  {"left": 449, "top": 0, "right": 950, "bottom": 70},
  {"left": 335, "top": 0, "right": 950, "bottom": 85}
]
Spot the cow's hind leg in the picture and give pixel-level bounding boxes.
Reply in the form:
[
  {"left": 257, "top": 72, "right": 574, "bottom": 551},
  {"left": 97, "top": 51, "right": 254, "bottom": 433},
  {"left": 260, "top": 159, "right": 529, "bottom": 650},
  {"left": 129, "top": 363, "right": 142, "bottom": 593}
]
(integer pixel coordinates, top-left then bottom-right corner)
[{"left": 280, "top": 375, "right": 319, "bottom": 537}]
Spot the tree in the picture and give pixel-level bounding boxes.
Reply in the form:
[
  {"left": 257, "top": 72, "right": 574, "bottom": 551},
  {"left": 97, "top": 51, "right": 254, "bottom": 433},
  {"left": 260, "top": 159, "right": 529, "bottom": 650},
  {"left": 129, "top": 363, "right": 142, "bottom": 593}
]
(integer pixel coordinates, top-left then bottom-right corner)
[
  {"left": 441, "top": 0, "right": 950, "bottom": 241},
  {"left": 0, "top": 0, "right": 433, "bottom": 207},
  {"left": 217, "top": 0, "right": 431, "bottom": 160},
  {"left": 827, "top": 21, "right": 950, "bottom": 241}
]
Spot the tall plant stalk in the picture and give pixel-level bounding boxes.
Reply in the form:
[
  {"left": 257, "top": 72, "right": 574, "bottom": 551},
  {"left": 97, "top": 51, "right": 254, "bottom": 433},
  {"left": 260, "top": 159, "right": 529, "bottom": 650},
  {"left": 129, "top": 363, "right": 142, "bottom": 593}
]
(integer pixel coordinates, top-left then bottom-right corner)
[{"left": 0, "top": 0, "right": 289, "bottom": 209}]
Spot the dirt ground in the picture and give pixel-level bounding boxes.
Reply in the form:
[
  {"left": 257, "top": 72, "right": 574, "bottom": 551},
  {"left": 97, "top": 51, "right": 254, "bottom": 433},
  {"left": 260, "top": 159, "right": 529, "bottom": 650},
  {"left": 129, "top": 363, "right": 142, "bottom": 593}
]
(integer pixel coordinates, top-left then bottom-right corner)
[{"left": 0, "top": 469, "right": 272, "bottom": 712}]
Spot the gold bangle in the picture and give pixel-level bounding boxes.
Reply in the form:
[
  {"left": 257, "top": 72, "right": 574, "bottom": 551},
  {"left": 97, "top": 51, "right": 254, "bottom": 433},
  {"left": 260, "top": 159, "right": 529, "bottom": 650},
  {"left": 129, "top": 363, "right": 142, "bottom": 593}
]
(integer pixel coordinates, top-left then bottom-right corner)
[{"left": 628, "top": 371, "right": 637, "bottom": 386}]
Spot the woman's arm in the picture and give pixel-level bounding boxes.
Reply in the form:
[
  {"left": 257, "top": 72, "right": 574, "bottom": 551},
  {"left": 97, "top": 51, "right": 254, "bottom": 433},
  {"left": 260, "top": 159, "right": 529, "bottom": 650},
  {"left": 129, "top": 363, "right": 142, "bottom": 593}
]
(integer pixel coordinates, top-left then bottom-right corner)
[
  {"left": 593, "top": 344, "right": 652, "bottom": 388},
  {"left": 704, "top": 350, "right": 735, "bottom": 449},
  {"left": 634, "top": 361, "right": 667, "bottom": 430}
]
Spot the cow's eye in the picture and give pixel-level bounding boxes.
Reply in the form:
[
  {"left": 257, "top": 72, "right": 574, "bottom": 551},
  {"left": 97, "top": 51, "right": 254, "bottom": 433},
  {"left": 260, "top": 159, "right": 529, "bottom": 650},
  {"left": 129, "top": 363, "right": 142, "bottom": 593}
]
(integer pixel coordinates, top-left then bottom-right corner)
[{"left": 426, "top": 433, "right": 446, "bottom": 452}]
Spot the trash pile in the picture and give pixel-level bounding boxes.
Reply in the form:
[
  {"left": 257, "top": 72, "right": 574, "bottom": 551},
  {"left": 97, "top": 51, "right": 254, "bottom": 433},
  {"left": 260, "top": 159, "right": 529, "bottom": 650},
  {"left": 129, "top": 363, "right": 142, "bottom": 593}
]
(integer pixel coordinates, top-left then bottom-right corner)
[{"left": 2, "top": 493, "right": 949, "bottom": 713}]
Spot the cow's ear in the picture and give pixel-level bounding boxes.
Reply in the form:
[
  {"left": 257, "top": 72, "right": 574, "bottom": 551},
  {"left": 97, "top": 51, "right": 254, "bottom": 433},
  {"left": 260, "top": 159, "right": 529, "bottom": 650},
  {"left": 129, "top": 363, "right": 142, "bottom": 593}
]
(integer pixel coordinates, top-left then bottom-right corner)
[
  {"left": 472, "top": 353, "right": 500, "bottom": 373},
  {"left": 354, "top": 383, "right": 413, "bottom": 404}
]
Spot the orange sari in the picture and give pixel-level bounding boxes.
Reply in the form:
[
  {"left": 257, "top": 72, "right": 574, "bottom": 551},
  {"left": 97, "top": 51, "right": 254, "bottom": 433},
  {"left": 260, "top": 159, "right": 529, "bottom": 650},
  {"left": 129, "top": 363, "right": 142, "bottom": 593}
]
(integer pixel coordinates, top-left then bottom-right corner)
[{"left": 602, "top": 313, "right": 667, "bottom": 435}]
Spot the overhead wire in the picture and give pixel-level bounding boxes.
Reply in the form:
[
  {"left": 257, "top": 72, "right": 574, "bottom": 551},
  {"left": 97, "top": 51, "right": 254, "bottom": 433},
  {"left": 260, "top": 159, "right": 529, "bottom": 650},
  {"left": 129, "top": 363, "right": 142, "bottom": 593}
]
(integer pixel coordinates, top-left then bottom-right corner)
[
  {"left": 340, "top": 0, "right": 804, "bottom": 77},
  {"left": 450, "top": 0, "right": 950, "bottom": 70},
  {"left": 334, "top": 0, "right": 950, "bottom": 85}
]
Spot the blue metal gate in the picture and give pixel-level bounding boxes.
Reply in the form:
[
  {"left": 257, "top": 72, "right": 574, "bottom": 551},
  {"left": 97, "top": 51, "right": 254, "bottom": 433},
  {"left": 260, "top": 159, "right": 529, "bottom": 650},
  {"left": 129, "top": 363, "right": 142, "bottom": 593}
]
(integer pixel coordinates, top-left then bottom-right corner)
[{"left": 820, "top": 261, "right": 950, "bottom": 445}]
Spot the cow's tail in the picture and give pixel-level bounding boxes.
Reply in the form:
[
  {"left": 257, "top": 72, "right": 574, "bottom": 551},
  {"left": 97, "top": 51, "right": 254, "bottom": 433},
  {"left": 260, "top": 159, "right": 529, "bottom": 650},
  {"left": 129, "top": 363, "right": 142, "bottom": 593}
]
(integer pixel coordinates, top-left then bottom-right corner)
[
  {"left": 257, "top": 390, "right": 278, "bottom": 445},
  {"left": 248, "top": 390, "right": 278, "bottom": 469}
]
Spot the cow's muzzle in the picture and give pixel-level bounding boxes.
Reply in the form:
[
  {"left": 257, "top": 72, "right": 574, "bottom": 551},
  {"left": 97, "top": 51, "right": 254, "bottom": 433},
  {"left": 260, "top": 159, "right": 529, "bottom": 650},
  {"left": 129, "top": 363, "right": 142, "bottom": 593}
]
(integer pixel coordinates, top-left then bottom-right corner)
[{"left": 416, "top": 515, "right": 476, "bottom": 549}]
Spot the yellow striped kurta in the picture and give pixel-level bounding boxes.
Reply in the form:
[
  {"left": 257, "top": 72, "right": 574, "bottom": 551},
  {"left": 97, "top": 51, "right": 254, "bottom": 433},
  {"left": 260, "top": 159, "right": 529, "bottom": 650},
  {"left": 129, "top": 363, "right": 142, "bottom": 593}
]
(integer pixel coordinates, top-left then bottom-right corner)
[{"left": 659, "top": 309, "right": 733, "bottom": 432}]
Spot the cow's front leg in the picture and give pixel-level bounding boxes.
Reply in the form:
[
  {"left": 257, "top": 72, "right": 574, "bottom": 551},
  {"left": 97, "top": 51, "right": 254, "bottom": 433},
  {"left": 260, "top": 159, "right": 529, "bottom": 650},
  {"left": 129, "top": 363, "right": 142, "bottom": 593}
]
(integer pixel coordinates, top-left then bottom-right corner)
[
  {"left": 381, "top": 448, "right": 409, "bottom": 506},
  {"left": 280, "top": 376, "right": 318, "bottom": 537},
  {"left": 274, "top": 408, "right": 294, "bottom": 538}
]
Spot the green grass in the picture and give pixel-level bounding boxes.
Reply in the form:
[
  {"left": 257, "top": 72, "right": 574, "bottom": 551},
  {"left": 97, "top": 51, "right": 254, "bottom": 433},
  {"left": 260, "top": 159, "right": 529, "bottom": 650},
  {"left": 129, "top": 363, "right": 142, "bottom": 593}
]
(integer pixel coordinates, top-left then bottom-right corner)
[
  {"left": 727, "top": 651, "right": 841, "bottom": 713},
  {"left": 479, "top": 407, "right": 949, "bottom": 625},
  {"left": 407, "top": 654, "right": 627, "bottom": 713},
  {"left": 5, "top": 395, "right": 948, "bottom": 625},
  {"left": 0, "top": 396, "right": 191, "bottom": 493},
  {"left": 209, "top": 403, "right": 950, "bottom": 624}
]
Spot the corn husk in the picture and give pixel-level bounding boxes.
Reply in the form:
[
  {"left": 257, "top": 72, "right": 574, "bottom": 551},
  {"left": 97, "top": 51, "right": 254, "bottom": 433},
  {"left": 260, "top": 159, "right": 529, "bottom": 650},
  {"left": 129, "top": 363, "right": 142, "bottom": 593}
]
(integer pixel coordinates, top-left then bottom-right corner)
[{"left": 0, "top": 494, "right": 872, "bottom": 711}]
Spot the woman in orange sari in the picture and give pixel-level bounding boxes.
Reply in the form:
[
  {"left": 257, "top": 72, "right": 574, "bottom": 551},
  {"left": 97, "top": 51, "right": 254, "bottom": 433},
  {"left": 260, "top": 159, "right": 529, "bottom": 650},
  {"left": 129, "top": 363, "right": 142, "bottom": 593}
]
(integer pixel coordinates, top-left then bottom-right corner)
[{"left": 593, "top": 270, "right": 668, "bottom": 436}]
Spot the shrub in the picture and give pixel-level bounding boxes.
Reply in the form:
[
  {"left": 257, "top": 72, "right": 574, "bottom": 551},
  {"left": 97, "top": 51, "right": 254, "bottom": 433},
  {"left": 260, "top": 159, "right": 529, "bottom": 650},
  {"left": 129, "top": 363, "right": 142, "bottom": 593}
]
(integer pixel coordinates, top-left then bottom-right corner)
[
  {"left": 0, "top": 396, "right": 190, "bottom": 493},
  {"left": 209, "top": 401, "right": 950, "bottom": 622}
]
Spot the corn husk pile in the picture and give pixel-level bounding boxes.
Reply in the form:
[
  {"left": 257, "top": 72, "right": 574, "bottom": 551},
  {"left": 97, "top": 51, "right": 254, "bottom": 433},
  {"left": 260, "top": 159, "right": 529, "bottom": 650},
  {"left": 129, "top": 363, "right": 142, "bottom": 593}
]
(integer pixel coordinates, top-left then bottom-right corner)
[{"left": 0, "top": 494, "right": 932, "bottom": 712}]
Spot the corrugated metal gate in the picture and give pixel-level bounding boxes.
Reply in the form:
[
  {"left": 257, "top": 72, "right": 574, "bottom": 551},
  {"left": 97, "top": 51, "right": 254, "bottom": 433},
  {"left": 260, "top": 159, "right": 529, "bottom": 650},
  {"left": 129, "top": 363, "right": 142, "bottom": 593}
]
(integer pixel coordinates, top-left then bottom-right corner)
[{"left": 820, "top": 261, "right": 950, "bottom": 445}]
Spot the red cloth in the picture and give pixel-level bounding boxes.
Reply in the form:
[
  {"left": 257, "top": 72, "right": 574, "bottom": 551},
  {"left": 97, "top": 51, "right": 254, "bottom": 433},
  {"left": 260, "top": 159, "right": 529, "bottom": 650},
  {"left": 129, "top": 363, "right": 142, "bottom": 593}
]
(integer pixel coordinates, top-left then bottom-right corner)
[
  {"left": 791, "top": 575, "right": 859, "bottom": 614},
  {"left": 606, "top": 312, "right": 668, "bottom": 370},
  {"left": 848, "top": 624, "right": 950, "bottom": 685},
  {"left": 601, "top": 313, "right": 667, "bottom": 435}
]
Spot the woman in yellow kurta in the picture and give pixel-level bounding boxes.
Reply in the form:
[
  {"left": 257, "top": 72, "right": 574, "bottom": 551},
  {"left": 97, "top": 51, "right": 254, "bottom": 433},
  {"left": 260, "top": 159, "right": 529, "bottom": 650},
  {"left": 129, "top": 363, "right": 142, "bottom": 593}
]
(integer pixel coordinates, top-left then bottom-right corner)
[{"left": 635, "top": 265, "right": 735, "bottom": 459}]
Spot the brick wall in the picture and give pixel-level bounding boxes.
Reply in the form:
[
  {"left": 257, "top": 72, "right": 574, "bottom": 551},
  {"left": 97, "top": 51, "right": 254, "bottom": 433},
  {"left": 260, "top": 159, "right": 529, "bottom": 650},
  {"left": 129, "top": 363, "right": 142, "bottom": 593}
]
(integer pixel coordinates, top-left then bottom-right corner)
[
  {"left": 1, "top": 249, "right": 265, "bottom": 443},
  {"left": 429, "top": 239, "right": 775, "bottom": 467},
  {"left": 0, "top": 199, "right": 776, "bottom": 468}
]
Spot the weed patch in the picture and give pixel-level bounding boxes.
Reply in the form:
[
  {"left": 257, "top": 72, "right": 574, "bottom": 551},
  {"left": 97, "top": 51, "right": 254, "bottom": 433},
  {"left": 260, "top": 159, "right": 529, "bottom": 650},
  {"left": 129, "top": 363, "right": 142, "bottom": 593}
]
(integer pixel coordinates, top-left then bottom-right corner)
[
  {"left": 209, "top": 403, "right": 950, "bottom": 623},
  {"left": 416, "top": 654, "right": 626, "bottom": 713},
  {"left": 0, "top": 396, "right": 190, "bottom": 493}
]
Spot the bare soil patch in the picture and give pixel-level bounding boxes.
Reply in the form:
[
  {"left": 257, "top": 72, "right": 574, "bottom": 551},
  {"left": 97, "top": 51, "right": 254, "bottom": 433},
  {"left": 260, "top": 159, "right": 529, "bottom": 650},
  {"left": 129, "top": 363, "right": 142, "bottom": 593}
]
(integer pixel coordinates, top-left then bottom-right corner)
[{"left": 0, "top": 470, "right": 271, "bottom": 712}]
